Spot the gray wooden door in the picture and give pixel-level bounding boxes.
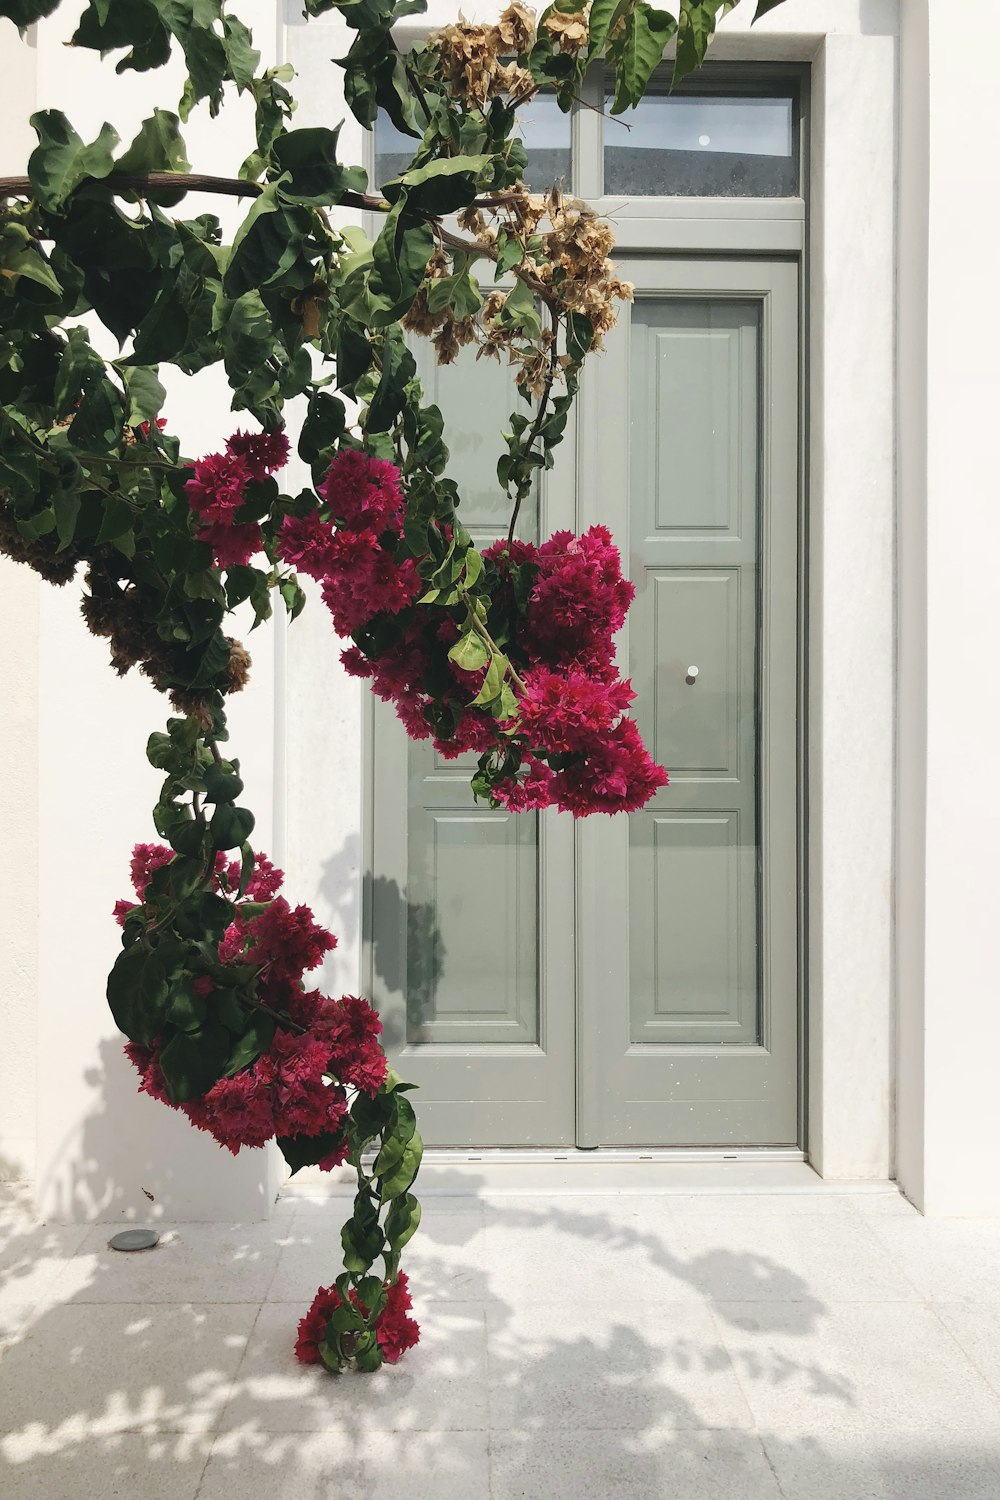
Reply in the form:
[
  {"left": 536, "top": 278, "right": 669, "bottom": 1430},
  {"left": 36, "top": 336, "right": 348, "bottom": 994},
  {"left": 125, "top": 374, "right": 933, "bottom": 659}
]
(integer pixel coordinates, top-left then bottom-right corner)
[
  {"left": 576, "top": 257, "right": 800, "bottom": 1146},
  {"left": 367, "top": 256, "right": 800, "bottom": 1148}
]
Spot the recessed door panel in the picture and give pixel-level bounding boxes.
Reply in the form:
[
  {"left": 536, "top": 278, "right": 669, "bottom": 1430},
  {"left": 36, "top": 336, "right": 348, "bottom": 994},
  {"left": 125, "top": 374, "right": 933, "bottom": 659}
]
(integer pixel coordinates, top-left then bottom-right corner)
[
  {"left": 577, "top": 257, "right": 799, "bottom": 1147},
  {"left": 368, "top": 334, "right": 577, "bottom": 1146}
]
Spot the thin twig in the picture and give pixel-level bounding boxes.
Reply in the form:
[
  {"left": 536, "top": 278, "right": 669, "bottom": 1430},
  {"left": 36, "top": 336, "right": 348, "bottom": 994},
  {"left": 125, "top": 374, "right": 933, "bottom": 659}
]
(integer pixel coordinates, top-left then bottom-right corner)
[
  {"left": 463, "top": 601, "right": 527, "bottom": 694},
  {"left": 505, "top": 312, "right": 561, "bottom": 550}
]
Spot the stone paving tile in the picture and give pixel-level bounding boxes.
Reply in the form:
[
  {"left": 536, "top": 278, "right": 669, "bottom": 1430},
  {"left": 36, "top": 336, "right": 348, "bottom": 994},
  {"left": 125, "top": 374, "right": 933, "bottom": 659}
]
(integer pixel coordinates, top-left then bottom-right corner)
[
  {"left": 490, "top": 1427, "right": 783, "bottom": 1500},
  {"left": 713, "top": 1300, "right": 1000, "bottom": 1437},
  {"left": 760, "top": 1428, "right": 1000, "bottom": 1500},
  {"left": 0, "top": 1303, "right": 258, "bottom": 1446},
  {"left": 931, "top": 1302, "right": 1000, "bottom": 1400},
  {"left": 486, "top": 1300, "right": 755, "bottom": 1433},
  {"left": 658, "top": 1210, "right": 923, "bottom": 1305},
  {"left": 863, "top": 1216, "right": 1000, "bottom": 1302},
  {"left": 200, "top": 1429, "right": 489, "bottom": 1498},
  {"left": 219, "top": 1301, "right": 488, "bottom": 1434},
  {"left": 68, "top": 1222, "right": 287, "bottom": 1304},
  {"left": 269, "top": 1214, "right": 492, "bottom": 1305},
  {"left": 0, "top": 1222, "right": 92, "bottom": 1315},
  {"left": 473, "top": 1205, "right": 704, "bottom": 1304},
  {"left": 0, "top": 1432, "right": 212, "bottom": 1500}
]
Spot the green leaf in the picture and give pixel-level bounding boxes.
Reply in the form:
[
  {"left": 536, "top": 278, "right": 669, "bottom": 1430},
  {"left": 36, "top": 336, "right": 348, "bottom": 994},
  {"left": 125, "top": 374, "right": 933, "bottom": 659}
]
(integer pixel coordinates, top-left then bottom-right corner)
[
  {"left": 225, "top": 1011, "right": 276, "bottom": 1075},
  {"left": 53, "top": 489, "right": 81, "bottom": 550},
  {"left": 298, "top": 389, "right": 346, "bottom": 467},
  {"left": 366, "top": 331, "right": 417, "bottom": 434},
  {"left": 448, "top": 630, "right": 489, "bottom": 673},
  {"left": 27, "top": 110, "right": 119, "bottom": 211},
  {"left": 369, "top": 195, "right": 435, "bottom": 323},
  {"left": 341, "top": 1213, "right": 385, "bottom": 1274},
  {"left": 116, "top": 109, "right": 191, "bottom": 175},
  {"left": 106, "top": 944, "right": 152, "bottom": 1045},
  {"left": 348, "top": 1087, "right": 396, "bottom": 1152},
  {"left": 222, "top": 13, "right": 260, "bottom": 90},
  {"left": 169, "top": 816, "right": 209, "bottom": 858},
  {"left": 237, "top": 842, "right": 255, "bottom": 897},
  {"left": 95, "top": 495, "right": 133, "bottom": 544},
  {"left": 383, "top": 154, "right": 492, "bottom": 216},
  {"left": 0, "top": 0, "right": 61, "bottom": 28},
  {"left": 335, "top": 322, "right": 374, "bottom": 391},
  {"left": 209, "top": 803, "right": 255, "bottom": 850},
  {"left": 203, "top": 763, "right": 245, "bottom": 804},
  {"left": 219, "top": 290, "right": 274, "bottom": 392},
  {"left": 377, "top": 1127, "right": 423, "bottom": 1200},
  {"left": 121, "top": 365, "right": 166, "bottom": 428},
  {"left": 383, "top": 1192, "right": 421, "bottom": 1254},
  {"left": 224, "top": 185, "right": 311, "bottom": 298},
  {"left": 469, "top": 652, "right": 506, "bottom": 708},
  {"left": 270, "top": 125, "right": 367, "bottom": 205},
  {"left": 166, "top": 975, "right": 207, "bottom": 1032},
  {"left": 277, "top": 1128, "right": 348, "bottom": 1176},
  {"left": 497, "top": 278, "right": 542, "bottom": 341},
  {"left": 159, "top": 1019, "right": 231, "bottom": 1103},
  {"left": 672, "top": 0, "right": 729, "bottom": 86},
  {"left": 354, "top": 1339, "right": 383, "bottom": 1372},
  {"left": 0, "top": 225, "right": 62, "bottom": 294},
  {"left": 610, "top": 4, "right": 676, "bottom": 112},
  {"left": 752, "top": 0, "right": 786, "bottom": 19},
  {"left": 587, "top": 0, "right": 632, "bottom": 61}
]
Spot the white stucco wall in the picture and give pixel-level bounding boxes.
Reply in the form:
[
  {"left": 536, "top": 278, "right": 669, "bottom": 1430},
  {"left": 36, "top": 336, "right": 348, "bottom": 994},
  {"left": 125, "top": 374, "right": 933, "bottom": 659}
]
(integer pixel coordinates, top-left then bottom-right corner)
[
  {"left": 897, "top": 0, "right": 1000, "bottom": 1216},
  {"left": 0, "top": 7, "right": 286, "bottom": 1220}
]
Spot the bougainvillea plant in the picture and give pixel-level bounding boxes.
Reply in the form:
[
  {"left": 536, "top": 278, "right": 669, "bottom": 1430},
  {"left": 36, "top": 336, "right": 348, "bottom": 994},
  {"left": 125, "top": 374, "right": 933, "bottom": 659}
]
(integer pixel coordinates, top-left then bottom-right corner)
[{"left": 0, "top": 0, "right": 783, "bottom": 1374}]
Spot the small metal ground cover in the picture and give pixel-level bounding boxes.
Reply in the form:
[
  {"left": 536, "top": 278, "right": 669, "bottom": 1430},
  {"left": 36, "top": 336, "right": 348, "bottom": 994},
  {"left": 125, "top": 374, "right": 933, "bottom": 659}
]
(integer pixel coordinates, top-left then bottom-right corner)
[{"left": 108, "top": 1227, "right": 160, "bottom": 1252}]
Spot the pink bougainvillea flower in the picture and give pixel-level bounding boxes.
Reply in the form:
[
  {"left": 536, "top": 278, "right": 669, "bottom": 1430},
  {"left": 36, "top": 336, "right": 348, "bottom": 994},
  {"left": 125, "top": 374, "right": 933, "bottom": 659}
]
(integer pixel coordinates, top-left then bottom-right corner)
[
  {"left": 294, "top": 1273, "right": 420, "bottom": 1368},
  {"left": 318, "top": 447, "right": 405, "bottom": 535},
  {"left": 226, "top": 427, "right": 290, "bottom": 480},
  {"left": 184, "top": 451, "right": 252, "bottom": 524}
]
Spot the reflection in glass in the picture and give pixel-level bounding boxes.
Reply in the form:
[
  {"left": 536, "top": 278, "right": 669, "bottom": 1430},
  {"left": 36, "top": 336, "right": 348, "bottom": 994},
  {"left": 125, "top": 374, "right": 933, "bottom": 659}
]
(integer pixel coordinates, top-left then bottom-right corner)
[
  {"left": 512, "top": 91, "right": 572, "bottom": 192},
  {"left": 605, "top": 85, "right": 797, "bottom": 197},
  {"left": 374, "top": 92, "right": 571, "bottom": 193}
]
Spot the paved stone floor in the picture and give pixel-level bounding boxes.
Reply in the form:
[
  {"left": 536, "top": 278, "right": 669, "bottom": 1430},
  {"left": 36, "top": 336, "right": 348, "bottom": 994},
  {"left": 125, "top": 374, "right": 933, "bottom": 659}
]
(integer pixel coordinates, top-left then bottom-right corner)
[{"left": 4, "top": 1168, "right": 1000, "bottom": 1498}]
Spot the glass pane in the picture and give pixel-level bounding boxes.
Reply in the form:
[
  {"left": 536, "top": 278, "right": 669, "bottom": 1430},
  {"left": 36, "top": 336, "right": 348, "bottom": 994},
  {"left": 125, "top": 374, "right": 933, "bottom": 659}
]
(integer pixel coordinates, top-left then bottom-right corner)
[
  {"left": 373, "top": 92, "right": 571, "bottom": 194},
  {"left": 404, "top": 335, "right": 541, "bottom": 1047},
  {"left": 513, "top": 92, "right": 572, "bottom": 192},
  {"left": 627, "top": 298, "right": 762, "bottom": 1044},
  {"left": 605, "top": 86, "right": 798, "bottom": 197}
]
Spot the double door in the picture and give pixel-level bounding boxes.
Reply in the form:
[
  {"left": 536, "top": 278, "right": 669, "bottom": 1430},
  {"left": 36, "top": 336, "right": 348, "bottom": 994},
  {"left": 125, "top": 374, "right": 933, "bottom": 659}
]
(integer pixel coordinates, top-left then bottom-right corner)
[{"left": 368, "top": 257, "right": 800, "bottom": 1148}]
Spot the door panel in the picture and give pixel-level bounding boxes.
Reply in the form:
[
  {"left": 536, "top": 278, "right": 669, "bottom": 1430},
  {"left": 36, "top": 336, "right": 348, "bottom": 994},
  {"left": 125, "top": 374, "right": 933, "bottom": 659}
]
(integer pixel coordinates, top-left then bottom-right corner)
[
  {"left": 368, "top": 334, "right": 577, "bottom": 1146},
  {"left": 577, "top": 258, "right": 799, "bottom": 1147}
]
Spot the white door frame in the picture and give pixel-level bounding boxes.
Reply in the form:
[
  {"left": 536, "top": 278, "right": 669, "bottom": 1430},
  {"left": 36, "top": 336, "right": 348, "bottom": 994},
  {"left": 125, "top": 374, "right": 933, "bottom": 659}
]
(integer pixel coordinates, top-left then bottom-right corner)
[{"left": 281, "top": 4, "right": 899, "bottom": 1181}]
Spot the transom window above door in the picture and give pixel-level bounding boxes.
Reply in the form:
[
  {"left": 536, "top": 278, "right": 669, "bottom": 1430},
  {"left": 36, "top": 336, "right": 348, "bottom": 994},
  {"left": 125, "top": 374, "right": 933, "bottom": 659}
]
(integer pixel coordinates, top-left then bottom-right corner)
[{"left": 372, "top": 65, "right": 801, "bottom": 200}]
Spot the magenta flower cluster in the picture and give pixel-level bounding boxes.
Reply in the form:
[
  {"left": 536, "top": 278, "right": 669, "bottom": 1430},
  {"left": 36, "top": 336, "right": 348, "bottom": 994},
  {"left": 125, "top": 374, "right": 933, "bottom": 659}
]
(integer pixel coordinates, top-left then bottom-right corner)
[{"left": 120, "top": 845, "right": 386, "bottom": 1161}]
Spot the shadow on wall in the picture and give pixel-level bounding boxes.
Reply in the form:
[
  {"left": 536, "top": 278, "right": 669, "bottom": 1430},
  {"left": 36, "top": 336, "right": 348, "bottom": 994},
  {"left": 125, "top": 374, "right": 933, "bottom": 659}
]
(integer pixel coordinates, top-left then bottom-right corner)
[
  {"left": 35, "top": 1035, "right": 273, "bottom": 1227},
  {"left": 318, "top": 830, "right": 448, "bottom": 1052},
  {"left": 362, "top": 873, "right": 445, "bottom": 1048},
  {"left": 2, "top": 1177, "right": 993, "bottom": 1496}
]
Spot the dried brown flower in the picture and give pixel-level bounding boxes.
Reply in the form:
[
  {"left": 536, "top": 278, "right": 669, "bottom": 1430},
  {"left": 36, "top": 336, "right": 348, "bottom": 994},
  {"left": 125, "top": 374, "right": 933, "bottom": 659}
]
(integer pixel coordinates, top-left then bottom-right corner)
[
  {"left": 543, "top": 9, "right": 589, "bottom": 51},
  {"left": 225, "top": 638, "right": 252, "bottom": 694}
]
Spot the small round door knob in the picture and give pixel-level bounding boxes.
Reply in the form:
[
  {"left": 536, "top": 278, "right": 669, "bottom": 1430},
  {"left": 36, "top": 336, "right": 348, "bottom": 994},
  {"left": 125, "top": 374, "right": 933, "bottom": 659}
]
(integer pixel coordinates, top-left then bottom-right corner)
[{"left": 685, "top": 665, "right": 699, "bottom": 684}]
